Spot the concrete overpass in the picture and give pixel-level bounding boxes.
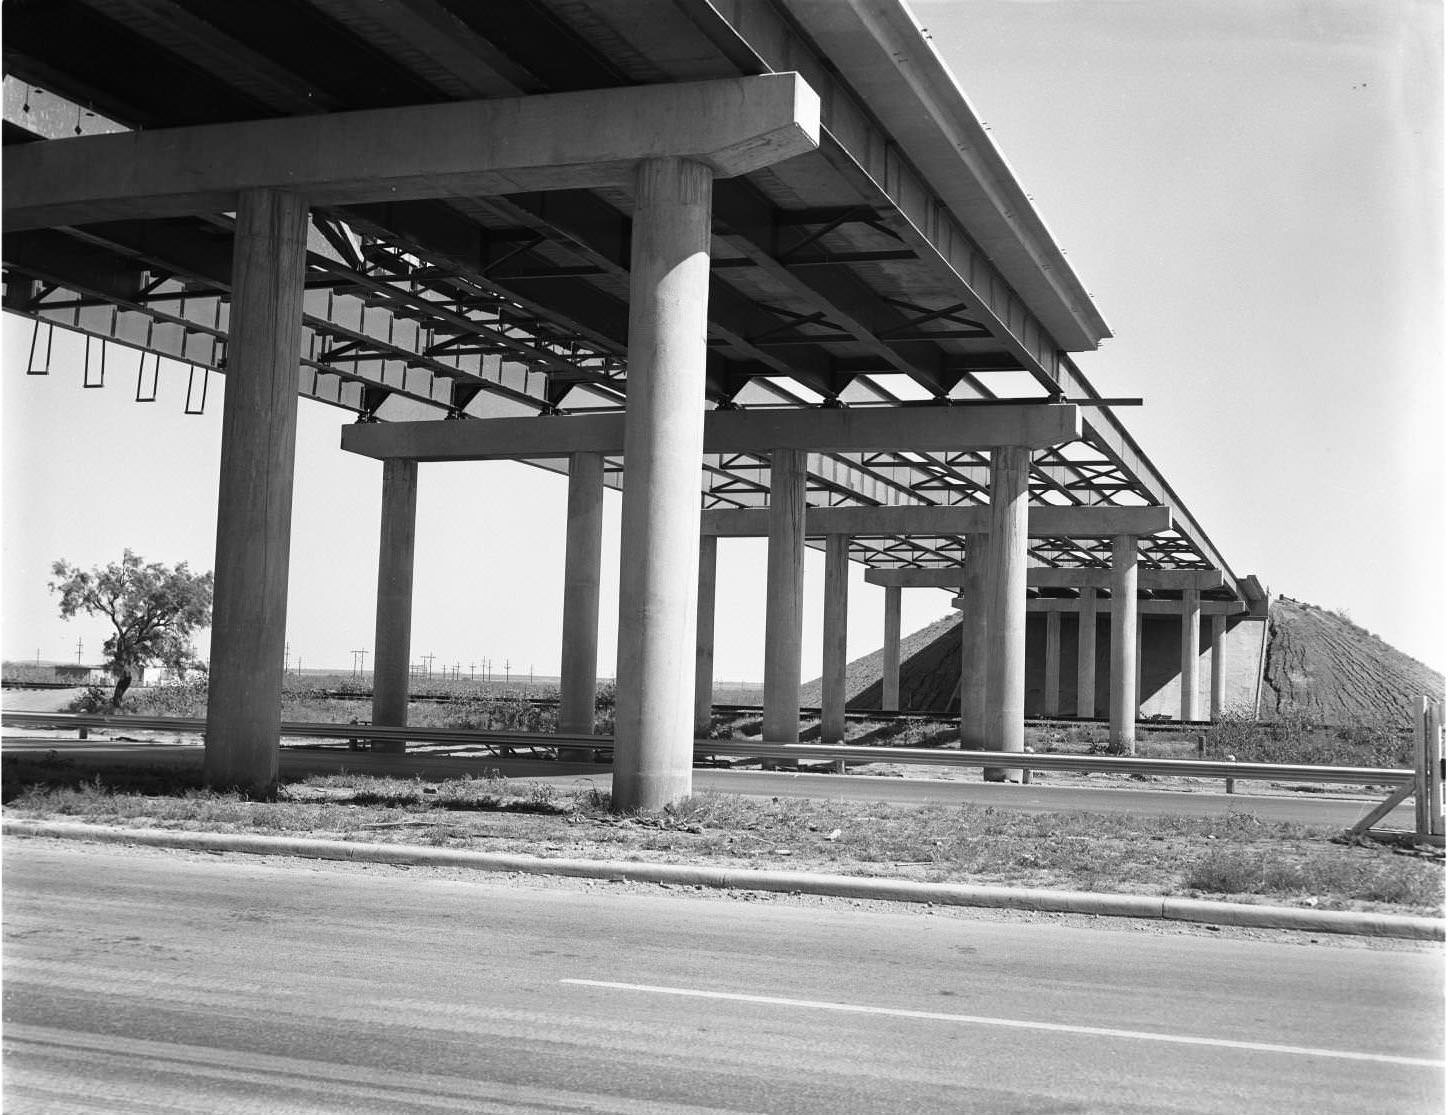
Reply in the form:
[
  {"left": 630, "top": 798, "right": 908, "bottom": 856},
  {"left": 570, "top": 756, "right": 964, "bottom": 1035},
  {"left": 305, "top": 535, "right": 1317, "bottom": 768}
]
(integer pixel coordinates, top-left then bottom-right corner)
[{"left": 2, "top": 0, "right": 1266, "bottom": 807}]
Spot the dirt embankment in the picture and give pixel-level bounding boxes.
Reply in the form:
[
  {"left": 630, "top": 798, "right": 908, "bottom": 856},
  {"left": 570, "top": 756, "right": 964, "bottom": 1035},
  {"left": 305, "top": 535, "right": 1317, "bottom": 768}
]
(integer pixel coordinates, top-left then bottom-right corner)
[
  {"left": 1261, "top": 598, "right": 1443, "bottom": 728},
  {"left": 802, "top": 595, "right": 1443, "bottom": 728},
  {"left": 798, "top": 614, "right": 960, "bottom": 710}
]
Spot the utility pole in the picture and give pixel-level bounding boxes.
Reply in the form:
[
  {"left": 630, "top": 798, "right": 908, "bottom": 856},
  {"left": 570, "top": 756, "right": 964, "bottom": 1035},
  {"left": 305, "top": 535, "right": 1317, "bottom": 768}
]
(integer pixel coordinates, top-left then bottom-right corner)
[
  {"left": 504, "top": 659, "right": 511, "bottom": 683},
  {"left": 421, "top": 652, "right": 436, "bottom": 679},
  {"left": 284, "top": 641, "right": 291, "bottom": 677},
  {"left": 76, "top": 637, "right": 84, "bottom": 663},
  {"left": 468, "top": 662, "right": 476, "bottom": 681}
]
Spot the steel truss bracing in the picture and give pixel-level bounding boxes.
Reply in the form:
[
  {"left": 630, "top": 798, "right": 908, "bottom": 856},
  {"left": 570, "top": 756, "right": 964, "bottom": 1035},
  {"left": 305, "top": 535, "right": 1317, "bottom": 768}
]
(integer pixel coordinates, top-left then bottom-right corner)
[{"left": 0, "top": 0, "right": 1252, "bottom": 605}]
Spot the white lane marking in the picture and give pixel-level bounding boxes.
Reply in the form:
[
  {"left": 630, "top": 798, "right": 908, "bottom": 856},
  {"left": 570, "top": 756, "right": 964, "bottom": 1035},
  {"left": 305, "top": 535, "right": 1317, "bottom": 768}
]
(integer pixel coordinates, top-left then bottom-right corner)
[{"left": 561, "top": 979, "right": 1443, "bottom": 1069}]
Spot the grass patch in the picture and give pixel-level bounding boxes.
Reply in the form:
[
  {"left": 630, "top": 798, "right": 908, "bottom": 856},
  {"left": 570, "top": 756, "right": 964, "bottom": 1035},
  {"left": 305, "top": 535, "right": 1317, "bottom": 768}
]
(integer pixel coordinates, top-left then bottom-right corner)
[
  {"left": 1186, "top": 846, "right": 1440, "bottom": 908},
  {"left": 1201, "top": 710, "right": 1412, "bottom": 768},
  {"left": 4, "top": 758, "right": 1440, "bottom": 917}
]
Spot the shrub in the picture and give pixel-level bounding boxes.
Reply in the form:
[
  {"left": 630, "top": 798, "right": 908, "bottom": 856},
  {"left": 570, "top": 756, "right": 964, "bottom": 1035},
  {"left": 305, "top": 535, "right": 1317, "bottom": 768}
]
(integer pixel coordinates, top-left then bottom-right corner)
[
  {"left": 66, "top": 685, "right": 115, "bottom": 714},
  {"left": 125, "top": 678, "right": 210, "bottom": 718},
  {"left": 593, "top": 682, "right": 617, "bottom": 734}
]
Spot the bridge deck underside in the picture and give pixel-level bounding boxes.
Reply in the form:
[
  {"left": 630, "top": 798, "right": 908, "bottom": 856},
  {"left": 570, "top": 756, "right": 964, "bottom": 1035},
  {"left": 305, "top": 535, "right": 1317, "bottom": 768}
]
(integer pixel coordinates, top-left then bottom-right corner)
[{"left": 1, "top": 0, "right": 1241, "bottom": 599}]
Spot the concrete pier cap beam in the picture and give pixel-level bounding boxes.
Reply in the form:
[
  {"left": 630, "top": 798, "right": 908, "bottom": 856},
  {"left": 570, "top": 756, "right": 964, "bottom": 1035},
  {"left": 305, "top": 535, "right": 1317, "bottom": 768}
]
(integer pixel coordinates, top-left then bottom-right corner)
[
  {"left": 343, "top": 404, "right": 1082, "bottom": 463},
  {"left": 4, "top": 74, "right": 822, "bottom": 229}
]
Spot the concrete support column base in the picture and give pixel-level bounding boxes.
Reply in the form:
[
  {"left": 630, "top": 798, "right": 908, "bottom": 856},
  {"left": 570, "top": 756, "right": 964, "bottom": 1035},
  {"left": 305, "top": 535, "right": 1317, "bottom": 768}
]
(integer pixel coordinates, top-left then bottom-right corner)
[
  {"left": 694, "top": 535, "right": 719, "bottom": 740},
  {"left": 1076, "top": 586, "right": 1098, "bottom": 719},
  {"left": 958, "top": 549, "right": 987, "bottom": 749},
  {"left": 558, "top": 452, "right": 605, "bottom": 761},
  {"left": 881, "top": 585, "right": 902, "bottom": 711},
  {"left": 763, "top": 447, "right": 807, "bottom": 756},
  {"left": 1110, "top": 534, "right": 1139, "bottom": 755},
  {"left": 983, "top": 446, "right": 1030, "bottom": 781},
  {"left": 203, "top": 188, "right": 308, "bottom": 795},
  {"left": 820, "top": 533, "right": 849, "bottom": 745},
  {"left": 611, "top": 157, "right": 713, "bottom": 812},
  {"left": 371, "top": 458, "right": 419, "bottom": 752}
]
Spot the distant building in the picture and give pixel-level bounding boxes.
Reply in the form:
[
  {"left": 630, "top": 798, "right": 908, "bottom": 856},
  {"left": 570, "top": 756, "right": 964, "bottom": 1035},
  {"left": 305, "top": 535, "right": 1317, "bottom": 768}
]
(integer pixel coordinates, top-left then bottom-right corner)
[{"left": 53, "top": 663, "right": 135, "bottom": 686}]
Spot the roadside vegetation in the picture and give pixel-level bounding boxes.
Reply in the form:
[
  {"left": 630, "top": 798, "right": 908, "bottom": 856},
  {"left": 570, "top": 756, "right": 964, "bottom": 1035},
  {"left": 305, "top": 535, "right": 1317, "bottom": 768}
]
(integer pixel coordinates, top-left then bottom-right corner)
[{"left": 3, "top": 756, "right": 1439, "bottom": 917}]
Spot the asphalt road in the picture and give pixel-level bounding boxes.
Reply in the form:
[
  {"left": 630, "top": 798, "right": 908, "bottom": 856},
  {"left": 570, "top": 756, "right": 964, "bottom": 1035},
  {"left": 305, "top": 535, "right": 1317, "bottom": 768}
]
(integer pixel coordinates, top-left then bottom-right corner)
[
  {"left": 3, "top": 737, "right": 1413, "bottom": 827},
  {"left": 4, "top": 840, "right": 1442, "bottom": 1113}
]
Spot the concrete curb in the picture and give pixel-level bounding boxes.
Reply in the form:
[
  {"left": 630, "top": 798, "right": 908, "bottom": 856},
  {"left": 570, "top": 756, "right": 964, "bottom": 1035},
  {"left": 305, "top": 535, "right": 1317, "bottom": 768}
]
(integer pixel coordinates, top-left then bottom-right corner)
[{"left": 5, "top": 819, "right": 1442, "bottom": 942}]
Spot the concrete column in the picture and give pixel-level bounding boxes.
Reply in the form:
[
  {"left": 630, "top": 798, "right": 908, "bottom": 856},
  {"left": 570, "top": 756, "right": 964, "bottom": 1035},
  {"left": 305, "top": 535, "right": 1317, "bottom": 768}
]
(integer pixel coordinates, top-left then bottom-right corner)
[
  {"left": 1180, "top": 584, "right": 1202, "bottom": 722},
  {"left": 612, "top": 157, "right": 712, "bottom": 812},
  {"left": 558, "top": 452, "right": 605, "bottom": 757},
  {"left": 694, "top": 535, "right": 718, "bottom": 739},
  {"left": 1043, "top": 610, "right": 1062, "bottom": 717},
  {"left": 821, "top": 533, "right": 850, "bottom": 744},
  {"left": 203, "top": 189, "right": 308, "bottom": 794},
  {"left": 881, "top": 585, "right": 902, "bottom": 711},
  {"left": 958, "top": 548, "right": 987, "bottom": 748},
  {"left": 984, "top": 446, "right": 1030, "bottom": 780},
  {"left": 1110, "top": 534, "right": 1139, "bottom": 755},
  {"left": 1135, "top": 612, "right": 1144, "bottom": 716},
  {"left": 371, "top": 458, "right": 419, "bottom": 752},
  {"left": 1076, "top": 586, "right": 1097, "bottom": 718},
  {"left": 1210, "top": 612, "right": 1228, "bottom": 722},
  {"left": 763, "top": 448, "right": 807, "bottom": 746}
]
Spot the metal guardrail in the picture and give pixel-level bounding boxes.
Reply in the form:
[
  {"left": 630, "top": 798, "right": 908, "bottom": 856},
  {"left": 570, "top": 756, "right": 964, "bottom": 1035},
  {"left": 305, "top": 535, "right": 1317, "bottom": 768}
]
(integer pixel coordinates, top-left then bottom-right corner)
[
  {"left": 1, "top": 711, "right": 1412, "bottom": 787},
  {"left": 690, "top": 741, "right": 1411, "bottom": 786},
  {"left": 0, "top": 711, "right": 598, "bottom": 751}
]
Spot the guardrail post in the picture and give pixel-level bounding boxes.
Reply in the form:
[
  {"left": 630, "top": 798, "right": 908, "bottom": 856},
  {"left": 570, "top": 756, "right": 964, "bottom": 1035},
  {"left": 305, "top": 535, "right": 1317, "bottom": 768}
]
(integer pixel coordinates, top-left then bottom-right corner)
[
  {"left": 1429, "top": 699, "right": 1445, "bottom": 839},
  {"left": 1224, "top": 753, "right": 1236, "bottom": 794},
  {"left": 1413, "top": 696, "right": 1443, "bottom": 840}
]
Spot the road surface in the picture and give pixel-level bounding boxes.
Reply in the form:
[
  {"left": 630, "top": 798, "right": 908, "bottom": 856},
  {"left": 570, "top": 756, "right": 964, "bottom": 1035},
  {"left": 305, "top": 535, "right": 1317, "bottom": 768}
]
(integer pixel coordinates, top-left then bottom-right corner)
[
  {"left": 4, "top": 839, "right": 1441, "bottom": 1113},
  {"left": 2, "top": 737, "right": 1413, "bottom": 827}
]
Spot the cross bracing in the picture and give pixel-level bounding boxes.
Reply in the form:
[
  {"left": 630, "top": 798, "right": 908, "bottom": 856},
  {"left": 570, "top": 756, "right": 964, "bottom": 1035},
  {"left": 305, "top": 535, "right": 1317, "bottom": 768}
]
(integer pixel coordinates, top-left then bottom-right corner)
[{"left": 2, "top": 0, "right": 1252, "bottom": 606}]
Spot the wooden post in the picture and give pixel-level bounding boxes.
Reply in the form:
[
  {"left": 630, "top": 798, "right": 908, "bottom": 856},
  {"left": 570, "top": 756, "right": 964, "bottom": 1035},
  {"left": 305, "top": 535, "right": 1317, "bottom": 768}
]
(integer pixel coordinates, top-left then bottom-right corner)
[
  {"left": 1414, "top": 696, "right": 1433, "bottom": 838},
  {"left": 1429, "top": 699, "right": 1445, "bottom": 838}
]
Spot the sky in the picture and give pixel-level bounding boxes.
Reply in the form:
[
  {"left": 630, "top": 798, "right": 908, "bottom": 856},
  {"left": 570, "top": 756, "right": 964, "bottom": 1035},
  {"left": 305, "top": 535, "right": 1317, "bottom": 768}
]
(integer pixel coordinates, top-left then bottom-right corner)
[{"left": 1, "top": 0, "right": 1443, "bottom": 680}]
